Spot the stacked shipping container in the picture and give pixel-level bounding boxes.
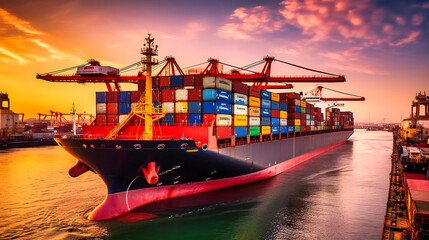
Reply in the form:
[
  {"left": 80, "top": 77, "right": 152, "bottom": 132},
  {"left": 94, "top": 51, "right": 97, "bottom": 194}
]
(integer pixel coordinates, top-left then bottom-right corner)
[{"left": 95, "top": 75, "right": 354, "bottom": 140}]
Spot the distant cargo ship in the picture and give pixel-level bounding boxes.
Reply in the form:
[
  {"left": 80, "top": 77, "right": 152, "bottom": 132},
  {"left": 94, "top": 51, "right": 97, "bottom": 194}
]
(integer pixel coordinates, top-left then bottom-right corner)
[{"left": 52, "top": 35, "right": 355, "bottom": 220}]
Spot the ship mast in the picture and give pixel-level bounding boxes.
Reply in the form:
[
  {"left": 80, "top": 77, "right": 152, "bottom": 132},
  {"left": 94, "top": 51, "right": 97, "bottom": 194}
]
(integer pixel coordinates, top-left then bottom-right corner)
[
  {"left": 141, "top": 33, "right": 158, "bottom": 140},
  {"left": 104, "top": 34, "right": 164, "bottom": 140}
]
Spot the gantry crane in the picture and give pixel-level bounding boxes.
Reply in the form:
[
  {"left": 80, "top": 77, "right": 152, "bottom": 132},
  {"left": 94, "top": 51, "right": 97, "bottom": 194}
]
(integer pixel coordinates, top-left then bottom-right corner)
[{"left": 37, "top": 54, "right": 346, "bottom": 92}]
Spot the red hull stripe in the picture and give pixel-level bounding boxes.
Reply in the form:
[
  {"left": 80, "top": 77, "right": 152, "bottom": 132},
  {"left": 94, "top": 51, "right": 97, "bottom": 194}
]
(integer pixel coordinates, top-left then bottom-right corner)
[{"left": 88, "top": 140, "right": 347, "bottom": 220}]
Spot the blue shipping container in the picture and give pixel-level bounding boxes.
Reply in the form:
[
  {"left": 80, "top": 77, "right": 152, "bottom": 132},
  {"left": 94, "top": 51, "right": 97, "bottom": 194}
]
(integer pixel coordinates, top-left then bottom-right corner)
[
  {"left": 96, "top": 92, "right": 107, "bottom": 103},
  {"left": 280, "top": 126, "right": 288, "bottom": 133},
  {"left": 261, "top": 108, "right": 271, "bottom": 117},
  {"left": 295, "top": 106, "right": 301, "bottom": 112},
  {"left": 118, "top": 103, "right": 131, "bottom": 115},
  {"left": 170, "top": 75, "right": 183, "bottom": 87},
  {"left": 163, "top": 114, "right": 174, "bottom": 125},
  {"left": 272, "top": 126, "right": 279, "bottom": 134},
  {"left": 261, "top": 90, "right": 271, "bottom": 100},
  {"left": 234, "top": 126, "right": 247, "bottom": 138},
  {"left": 261, "top": 99, "right": 271, "bottom": 108},
  {"left": 261, "top": 117, "right": 270, "bottom": 126},
  {"left": 318, "top": 121, "right": 321, "bottom": 126},
  {"left": 202, "top": 101, "right": 232, "bottom": 114},
  {"left": 288, "top": 126, "right": 295, "bottom": 133},
  {"left": 271, "top": 101, "right": 279, "bottom": 110},
  {"left": 189, "top": 114, "right": 202, "bottom": 126},
  {"left": 216, "top": 102, "right": 232, "bottom": 114},
  {"left": 271, "top": 118, "right": 280, "bottom": 126},
  {"left": 280, "top": 102, "right": 287, "bottom": 111},
  {"left": 188, "top": 101, "right": 201, "bottom": 114},
  {"left": 118, "top": 91, "right": 131, "bottom": 103},
  {"left": 202, "top": 89, "right": 232, "bottom": 103}
]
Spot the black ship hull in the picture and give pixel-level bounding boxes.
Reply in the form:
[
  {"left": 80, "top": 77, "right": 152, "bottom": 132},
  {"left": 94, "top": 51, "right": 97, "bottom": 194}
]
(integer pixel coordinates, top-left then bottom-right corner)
[{"left": 57, "top": 130, "right": 353, "bottom": 220}]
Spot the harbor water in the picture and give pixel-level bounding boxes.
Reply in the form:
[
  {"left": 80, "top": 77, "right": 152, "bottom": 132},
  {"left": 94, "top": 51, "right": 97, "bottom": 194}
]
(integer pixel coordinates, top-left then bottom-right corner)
[{"left": 0, "top": 130, "right": 391, "bottom": 239}]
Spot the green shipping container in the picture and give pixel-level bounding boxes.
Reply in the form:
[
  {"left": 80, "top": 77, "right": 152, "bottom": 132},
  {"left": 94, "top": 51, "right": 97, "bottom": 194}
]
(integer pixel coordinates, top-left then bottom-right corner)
[
  {"left": 295, "top": 126, "right": 301, "bottom": 132},
  {"left": 249, "top": 126, "right": 261, "bottom": 136},
  {"left": 301, "top": 107, "right": 306, "bottom": 113}
]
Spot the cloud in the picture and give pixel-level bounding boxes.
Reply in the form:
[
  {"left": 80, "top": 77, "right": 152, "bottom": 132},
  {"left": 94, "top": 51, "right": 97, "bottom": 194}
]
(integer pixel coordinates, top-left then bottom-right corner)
[
  {"left": 0, "top": 8, "right": 83, "bottom": 65},
  {"left": 0, "top": 8, "right": 45, "bottom": 35},
  {"left": 217, "top": 6, "right": 283, "bottom": 39},
  {"left": 390, "top": 31, "right": 421, "bottom": 46}
]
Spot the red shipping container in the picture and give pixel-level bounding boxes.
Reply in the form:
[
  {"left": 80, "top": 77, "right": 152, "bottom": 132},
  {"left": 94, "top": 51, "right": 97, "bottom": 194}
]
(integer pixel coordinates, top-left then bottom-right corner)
[
  {"left": 107, "top": 103, "right": 118, "bottom": 114},
  {"left": 203, "top": 114, "right": 216, "bottom": 126},
  {"left": 306, "top": 126, "right": 311, "bottom": 132},
  {"left": 249, "top": 86, "right": 260, "bottom": 97},
  {"left": 131, "top": 91, "right": 142, "bottom": 102},
  {"left": 300, "top": 113, "right": 305, "bottom": 120},
  {"left": 175, "top": 114, "right": 188, "bottom": 126},
  {"left": 194, "top": 75, "right": 204, "bottom": 87},
  {"left": 162, "top": 89, "right": 175, "bottom": 102},
  {"left": 138, "top": 81, "right": 145, "bottom": 92},
  {"left": 96, "top": 115, "right": 107, "bottom": 125},
  {"left": 159, "top": 76, "right": 170, "bottom": 87},
  {"left": 216, "top": 126, "right": 232, "bottom": 139},
  {"left": 183, "top": 75, "right": 195, "bottom": 87},
  {"left": 306, "top": 107, "right": 310, "bottom": 114},
  {"left": 280, "top": 92, "right": 301, "bottom": 100},
  {"left": 233, "top": 81, "right": 249, "bottom": 95},
  {"left": 288, "top": 112, "right": 300, "bottom": 119},
  {"left": 107, "top": 115, "right": 118, "bottom": 125},
  {"left": 107, "top": 92, "right": 118, "bottom": 103},
  {"left": 152, "top": 76, "right": 159, "bottom": 88},
  {"left": 188, "top": 88, "right": 202, "bottom": 101},
  {"left": 271, "top": 109, "right": 280, "bottom": 118},
  {"left": 153, "top": 90, "right": 162, "bottom": 102}
]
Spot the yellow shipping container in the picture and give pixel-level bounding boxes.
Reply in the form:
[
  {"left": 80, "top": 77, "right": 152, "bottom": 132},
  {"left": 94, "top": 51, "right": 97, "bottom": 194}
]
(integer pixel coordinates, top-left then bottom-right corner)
[
  {"left": 248, "top": 107, "right": 261, "bottom": 117},
  {"left": 326, "top": 112, "right": 330, "bottom": 117},
  {"left": 249, "top": 96, "right": 261, "bottom": 107},
  {"left": 295, "top": 119, "right": 301, "bottom": 126},
  {"left": 280, "top": 110, "right": 288, "bottom": 119},
  {"left": 315, "top": 127, "right": 318, "bottom": 131},
  {"left": 271, "top": 93, "right": 280, "bottom": 102},
  {"left": 261, "top": 126, "right": 271, "bottom": 135},
  {"left": 175, "top": 102, "right": 188, "bottom": 113},
  {"left": 234, "top": 115, "right": 248, "bottom": 126},
  {"left": 301, "top": 100, "right": 306, "bottom": 108},
  {"left": 321, "top": 122, "right": 324, "bottom": 128}
]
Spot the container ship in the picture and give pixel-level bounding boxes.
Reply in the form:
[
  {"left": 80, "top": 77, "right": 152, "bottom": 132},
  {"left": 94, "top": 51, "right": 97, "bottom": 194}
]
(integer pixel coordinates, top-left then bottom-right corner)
[
  {"left": 43, "top": 34, "right": 357, "bottom": 220},
  {"left": 382, "top": 92, "right": 429, "bottom": 240}
]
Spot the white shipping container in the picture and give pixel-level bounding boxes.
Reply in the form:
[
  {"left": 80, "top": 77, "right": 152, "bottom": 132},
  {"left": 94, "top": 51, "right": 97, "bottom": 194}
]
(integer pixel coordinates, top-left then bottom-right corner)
[
  {"left": 162, "top": 102, "right": 175, "bottom": 113},
  {"left": 0, "top": 113, "right": 20, "bottom": 129},
  {"left": 233, "top": 93, "right": 248, "bottom": 105},
  {"left": 175, "top": 102, "right": 188, "bottom": 113},
  {"left": 175, "top": 89, "right": 188, "bottom": 101},
  {"left": 280, "top": 118, "right": 288, "bottom": 126},
  {"left": 96, "top": 103, "right": 107, "bottom": 114},
  {"left": 203, "top": 76, "right": 216, "bottom": 88},
  {"left": 216, "top": 114, "right": 232, "bottom": 126},
  {"left": 119, "top": 114, "right": 128, "bottom": 123},
  {"left": 77, "top": 66, "right": 119, "bottom": 76},
  {"left": 216, "top": 77, "right": 232, "bottom": 91},
  {"left": 249, "top": 117, "right": 261, "bottom": 126},
  {"left": 233, "top": 105, "right": 248, "bottom": 116}
]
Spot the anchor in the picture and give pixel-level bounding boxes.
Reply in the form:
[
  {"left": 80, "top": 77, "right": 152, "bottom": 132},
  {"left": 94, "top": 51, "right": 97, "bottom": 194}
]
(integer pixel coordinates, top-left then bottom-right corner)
[{"left": 142, "top": 162, "right": 160, "bottom": 185}]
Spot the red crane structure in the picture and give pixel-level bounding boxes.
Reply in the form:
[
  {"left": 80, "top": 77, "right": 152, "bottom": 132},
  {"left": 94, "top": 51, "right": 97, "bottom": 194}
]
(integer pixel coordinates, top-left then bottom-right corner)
[{"left": 36, "top": 55, "right": 346, "bottom": 91}]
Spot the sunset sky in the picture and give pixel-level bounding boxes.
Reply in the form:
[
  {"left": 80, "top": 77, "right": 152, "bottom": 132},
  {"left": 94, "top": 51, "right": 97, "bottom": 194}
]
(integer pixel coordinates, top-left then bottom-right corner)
[{"left": 1, "top": 0, "right": 428, "bottom": 123}]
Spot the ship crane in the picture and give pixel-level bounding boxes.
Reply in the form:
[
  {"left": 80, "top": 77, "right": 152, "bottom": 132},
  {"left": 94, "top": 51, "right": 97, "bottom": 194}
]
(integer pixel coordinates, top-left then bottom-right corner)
[
  {"left": 200, "top": 56, "right": 345, "bottom": 90},
  {"left": 303, "top": 86, "right": 365, "bottom": 102}
]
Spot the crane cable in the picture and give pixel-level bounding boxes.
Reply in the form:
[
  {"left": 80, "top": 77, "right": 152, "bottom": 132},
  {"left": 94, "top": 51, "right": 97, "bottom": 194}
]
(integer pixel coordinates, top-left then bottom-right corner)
[
  {"left": 322, "top": 87, "right": 364, "bottom": 98},
  {"left": 218, "top": 61, "right": 260, "bottom": 74},
  {"left": 274, "top": 59, "right": 341, "bottom": 77},
  {"left": 182, "top": 61, "right": 207, "bottom": 70},
  {"left": 39, "top": 63, "right": 89, "bottom": 76},
  {"left": 240, "top": 59, "right": 265, "bottom": 70}
]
